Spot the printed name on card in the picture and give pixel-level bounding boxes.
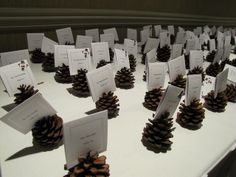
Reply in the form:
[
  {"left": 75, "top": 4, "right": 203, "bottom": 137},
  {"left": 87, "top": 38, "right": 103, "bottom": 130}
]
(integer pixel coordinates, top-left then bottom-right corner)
[
  {"left": 26, "top": 33, "right": 44, "bottom": 52},
  {"left": 103, "top": 28, "right": 119, "bottom": 41},
  {"left": 189, "top": 50, "right": 203, "bottom": 70},
  {"left": 168, "top": 55, "right": 186, "bottom": 82},
  {"left": 54, "top": 45, "right": 75, "bottom": 67},
  {"left": 100, "top": 33, "right": 115, "bottom": 49},
  {"left": 124, "top": 39, "right": 138, "bottom": 58},
  {"left": 75, "top": 35, "right": 93, "bottom": 50},
  {"left": 56, "top": 27, "right": 74, "bottom": 45},
  {"left": 85, "top": 28, "right": 100, "bottom": 42},
  {"left": 114, "top": 49, "right": 130, "bottom": 70},
  {"left": 91, "top": 42, "right": 110, "bottom": 66}
]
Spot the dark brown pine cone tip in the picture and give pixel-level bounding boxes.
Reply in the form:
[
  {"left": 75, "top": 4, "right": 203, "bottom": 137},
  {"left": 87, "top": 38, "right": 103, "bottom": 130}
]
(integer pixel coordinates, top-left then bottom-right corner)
[
  {"left": 184, "top": 54, "right": 190, "bottom": 69},
  {"left": 14, "top": 84, "right": 38, "bottom": 105},
  {"left": 188, "top": 66, "right": 205, "bottom": 82},
  {"left": 141, "top": 53, "right": 146, "bottom": 65},
  {"left": 128, "top": 54, "right": 137, "bottom": 72},
  {"left": 204, "top": 91, "right": 228, "bottom": 112},
  {"left": 205, "top": 51, "right": 216, "bottom": 62},
  {"left": 169, "top": 74, "right": 186, "bottom": 89},
  {"left": 115, "top": 67, "right": 135, "bottom": 89},
  {"left": 220, "top": 58, "right": 231, "bottom": 71},
  {"left": 205, "top": 62, "right": 221, "bottom": 77},
  {"left": 224, "top": 84, "right": 236, "bottom": 103},
  {"left": 96, "top": 60, "right": 109, "bottom": 69},
  {"left": 31, "top": 48, "right": 45, "bottom": 63},
  {"left": 231, "top": 58, "right": 236, "bottom": 67},
  {"left": 54, "top": 64, "right": 73, "bottom": 83},
  {"left": 156, "top": 45, "right": 171, "bottom": 62},
  {"left": 42, "top": 53, "right": 56, "bottom": 72}
]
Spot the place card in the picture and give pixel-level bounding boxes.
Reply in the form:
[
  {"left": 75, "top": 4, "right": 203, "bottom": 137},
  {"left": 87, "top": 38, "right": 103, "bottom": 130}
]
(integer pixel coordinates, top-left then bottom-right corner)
[
  {"left": 213, "top": 48, "right": 223, "bottom": 64},
  {"left": 175, "top": 32, "right": 186, "bottom": 44},
  {"left": 0, "top": 49, "right": 30, "bottom": 66},
  {"left": 222, "top": 45, "right": 231, "bottom": 61},
  {"left": 26, "top": 33, "right": 44, "bottom": 52},
  {"left": 146, "top": 48, "right": 157, "bottom": 63},
  {"left": 0, "top": 93, "right": 57, "bottom": 134},
  {"left": 143, "top": 25, "right": 152, "bottom": 37},
  {"left": 185, "top": 39, "right": 196, "bottom": 55},
  {"left": 224, "top": 35, "right": 231, "bottom": 47},
  {"left": 103, "top": 27, "right": 119, "bottom": 41},
  {"left": 204, "top": 26, "right": 211, "bottom": 33},
  {"left": 171, "top": 44, "right": 182, "bottom": 59},
  {"left": 75, "top": 35, "right": 93, "bottom": 50},
  {"left": 114, "top": 49, "right": 130, "bottom": 70},
  {"left": 63, "top": 110, "right": 108, "bottom": 169},
  {"left": 41, "top": 37, "right": 58, "bottom": 54},
  {"left": 168, "top": 25, "right": 175, "bottom": 35},
  {"left": 154, "top": 25, "right": 162, "bottom": 37},
  {"left": 54, "top": 45, "right": 75, "bottom": 67},
  {"left": 56, "top": 27, "right": 74, "bottom": 45},
  {"left": 85, "top": 28, "right": 100, "bottom": 42},
  {"left": 209, "top": 39, "right": 216, "bottom": 52},
  {"left": 160, "top": 32, "right": 170, "bottom": 48},
  {"left": 124, "top": 39, "right": 138, "bottom": 58},
  {"left": 144, "top": 38, "right": 160, "bottom": 54},
  {"left": 214, "top": 68, "right": 229, "bottom": 98},
  {"left": 178, "top": 26, "right": 185, "bottom": 32},
  {"left": 100, "top": 33, "right": 115, "bottom": 49},
  {"left": 86, "top": 64, "right": 116, "bottom": 102},
  {"left": 224, "top": 64, "right": 236, "bottom": 83},
  {"left": 140, "top": 29, "right": 150, "bottom": 44},
  {"left": 127, "top": 28, "right": 137, "bottom": 41},
  {"left": 189, "top": 50, "right": 203, "bottom": 70},
  {"left": 168, "top": 55, "right": 186, "bottom": 82},
  {"left": 91, "top": 42, "right": 110, "bottom": 66}
]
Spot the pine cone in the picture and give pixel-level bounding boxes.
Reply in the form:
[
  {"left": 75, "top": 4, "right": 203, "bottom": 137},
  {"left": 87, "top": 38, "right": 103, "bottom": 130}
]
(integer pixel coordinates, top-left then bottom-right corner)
[
  {"left": 64, "top": 151, "right": 110, "bottom": 177},
  {"left": 14, "top": 85, "right": 38, "bottom": 104},
  {"left": 109, "top": 48, "right": 114, "bottom": 62},
  {"left": 220, "top": 58, "right": 231, "bottom": 70},
  {"left": 115, "top": 67, "right": 135, "bottom": 89},
  {"left": 142, "top": 111, "right": 175, "bottom": 153},
  {"left": 205, "top": 62, "right": 221, "bottom": 77},
  {"left": 204, "top": 91, "right": 228, "bottom": 112},
  {"left": 143, "top": 87, "right": 164, "bottom": 111},
  {"left": 96, "top": 60, "right": 109, "bottom": 69},
  {"left": 177, "top": 99, "right": 205, "bottom": 130},
  {"left": 128, "top": 54, "right": 137, "bottom": 72},
  {"left": 141, "top": 43, "right": 145, "bottom": 54},
  {"left": 156, "top": 45, "right": 171, "bottom": 62},
  {"left": 224, "top": 84, "right": 236, "bottom": 102},
  {"left": 72, "top": 69, "right": 90, "bottom": 97},
  {"left": 201, "top": 41, "right": 210, "bottom": 51},
  {"left": 205, "top": 51, "right": 216, "bottom": 62},
  {"left": 42, "top": 53, "right": 56, "bottom": 72},
  {"left": 231, "top": 58, "right": 236, "bottom": 67},
  {"left": 95, "top": 91, "right": 120, "bottom": 119},
  {"left": 143, "top": 70, "right": 147, "bottom": 81},
  {"left": 231, "top": 37, "right": 235, "bottom": 46},
  {"left": 141, "top": 53, "right": 146, "bottom": 65},
  {"left": 184, "top": 54, "right": 190, "bottom": 69},
  {"left": 188, "top": 66, "right": 205, "bottom": 82},
  {"left": 54, "top": 64, "right": 73, "bottom": 83},
  {"left": 170, "top": 34, "right": 175, "bottom": 45},
  {"left": 32, "top": 114, "right": 63, "bottom": 147},
  {"left": 31, "top": 48, "right": 45, "bottom": 63},
  {"left": 169, "top": 74, "right": 186, "bottom": 89}
]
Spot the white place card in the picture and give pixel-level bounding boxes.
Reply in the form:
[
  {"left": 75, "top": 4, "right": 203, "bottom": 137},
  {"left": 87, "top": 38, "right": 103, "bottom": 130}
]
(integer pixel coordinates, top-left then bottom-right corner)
[
  {"left": 224, "top": 35, "right": 231, "bottom": 47},
  {"left": 85, "top": 28, "right": 100, "bottom": 42},
  {"left": 175, "top": 32, "right": 186, "bottom": 44},
  {"left": 154, "top": 85, "right": 184, "bottom": 119},
  {"left": 185, "top": 74, "right": 202, "bottom": 106},
  {"left": 54, "top": 45, "right": 75, "bottom": 67},
  {"left": 147, "top": 62, "right": 166, "bottom": 91},
  {"left": 114, "top": 49, "right": 130, "bottom": 70},
  {"left": 195, "top": 38, "right": 201, "bottom": 50},
  {"left": 189, "top": 50, "right": 203, "bottom": 70},
  {"left": 224, "top": 64, "right": 236, "bottom": 83},
  {"left": 0, "top": 60, "right": 37, "bottom": 96},
  {"left": 211, "top": 26, "right": 216, "bottom": 35},
  {"left": 209, "top": 39, "right": 216, "bottom": 52},
  {"left": 168, "top": 55, "right": 186, "bottom": 82},
  {"left": 217, "top": 36, "right": 224, "bottom": 49},
  {"left": 100, "top": 33, "right": 115, "bottom": 49},
  {"left": 171, "top": 44, "right": 182, "bottom": 60},
  {"left": 127, "top": 28, "right": 137, "bottom": 41},
  {"left": 146, "top": 48, "right": 157, "bottom": 63},
  {"left": 63, "top": 110, "right": 108, "bottom": 169},
  {"left": 41, "top": 37, "right": 58, "bottom": 54},
  {"left": 103, "top": 28, "right": 119, "bottom": 41},
  {"left": 160, "top": 32, "right": 170, "bottom": 48},
  {"left": 144, "top": 38, "right": 160, "bottom": 54},
  {"left": 140, "top": 29, "right": 150, "bottom": 44},
  {"left": 26, "top": 33, "right": 44, "bottom": 51},
  {"left": 68, "top": 48, "right": 91, "bottom": 75},
  {"left": 86, "top": 64, "right": 116, "bottom": 102},
  {"left": 222, "top": 45, "right": 231, "bottom": 61},
  {"left": 0, "top": 93, "right": 57, "bottom": 134},
  {"left": 178, "top": 26, "right": 185, "bottom": 32},
  {"left": 0, "top": 49, "right": 30, "bottom": 66},
  {"left": 143, "top": 25, "right": 152, "bottom": 37},
  {"left": 213, "top": 48, "right": 223, "bottom": 64},
  {"left": 91, "top": 42, "right": 110, "bottom": 66},
  {"left": 168, "top": 25, "right": 175, "bottom": 35},
  {"left": 154, "top": 25, "right": 162, "bottom": 37},
  {"left": 217, "top": 31, "right": 224, "bottom": 41},
  {"left": 186, "top": 39, "right": 196, "bottom": 55},
  {"left": 124, "top": 39, "right": 138, "bottom": 58},
  {"left": 214, "top": 68, "right": 229, "bottom": 98},
  {"left": 75, "top": 35, "right": 93, "bottom": 50},
  {"left": 56, "top": 27, "right": 74, "bottom": 45}
]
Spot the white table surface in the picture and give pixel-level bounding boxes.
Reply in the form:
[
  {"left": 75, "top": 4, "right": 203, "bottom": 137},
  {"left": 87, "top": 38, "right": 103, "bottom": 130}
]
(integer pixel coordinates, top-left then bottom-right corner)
[{"left": 0, "top": 53, "right": 236, "bottom": 177}]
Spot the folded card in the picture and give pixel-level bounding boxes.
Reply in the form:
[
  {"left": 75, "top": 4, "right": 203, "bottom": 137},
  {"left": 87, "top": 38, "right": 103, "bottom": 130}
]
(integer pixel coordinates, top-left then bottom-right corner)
[
  {"left": 41, "top": 37, "right": 58, "bottom": 54},
  {"left": 154, "top": 25, "right": 162, "bottom": 37},
  {"left": 114, "top": 49, "right": 130, "bottom": 70},
  {"left": 160, "top": 32, "right": 170, "bottom": 48},
  {"left": 144, "top": 38, "right": 160, "bottom": 54},
  {"left": 140, "top": 29, "right": 150, "bottom": 44},
  {"left": 63, "top": 110, "right": 108, "bottom": 169},
  {"left": 56, "top": 27, "right": 74, "bottom": 45},
  {"left": 224, "top": 35, "right": 231, "bottom": 47},
  {"left": 175, "top": 32, "right": 186, "bottom": 44},
  {"left": 214, "top": 68, "right": 229, "bottom": 98},
  {"left": 146, "top": 48, "right": 157, "bottom": 63},
  {"left": 75, "top": 35, "right": 93, "bottom": 50},
  {"left": 171, "top": 44, "right": 182, "bottom": 60},
  {"left": 0, "top": 93, "right": 57, "bottom": 134},
  {"left": 222, "top": 45, "right": 231, "bottom": 61},
  {"left": 168, "top": 55, "right": 186, "bottom": 82},
  {"left": 185, "top": 39, "right": 196, "bottom": 55},
  {"left": 168, "top": 25, "right": 175, "bottom": 35},
  {"left": 189, "top": 50, "right": 203, "bottom": 70},
  {"left": 213, "top": 48, "right": 223, "bottom": 64},
  {"left": 143, "top": 25, "right": 152, "bottom": 37},
  {"left": 100, "top": 33, "right": 115, "bottom": 49},
  {"left": 209, "top": 39, "right": 216, "bottom": 52},
  {"left": 85, "top": 28, "right": 100, "bottom": 42},
  {"left": 224, "top": 64, "right": 236, "bottom": 83},
  {"left": 0, "top": 49, "right": 30, "bottom": 66},
  {"left": 91, "top": 42, "right": 110, "bottom": 66},
  {"left": 26, "top": 33, "right": 44, "bottom": 51},
  {"left": 103, "top": 28, "right": 119, "bottom": 41},
  {"left": 127, "top": 28, "right": 137, "bottom": 41},
  {"left": 124, "top": 39, "right": 138, "bottom": 58},
  {"left": 54, "top": 45, "right": 75, "bottom": 67}
]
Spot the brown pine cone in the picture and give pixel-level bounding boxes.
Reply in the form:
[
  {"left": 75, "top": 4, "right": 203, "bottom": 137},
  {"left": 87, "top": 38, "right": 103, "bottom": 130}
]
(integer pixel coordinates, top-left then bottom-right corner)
[
  {"left": 143, "top": 87, "right": 165, "bottom": 111},
  {"left": 157, "top": 45, "right": 171, "bottom": 62},
  {"left": 95, "top": 91, "right": 120, "bottom": 119},
  {"left": 231, "top": 58, "right": 236, "bottom": 67},
  {"left": 205, "top": 62, "right": 221, "bottom": 77},
  {"left": 115, "top": 67, "right": 135, "bottom": 89},
  {"left": 205, "top": 51, "right": 216, "bottom": 62},
  {"left": 141, "top": 53, "right": 146, "bottom": 65},
  {"left": 31, "top": 48, "right": 45, "bottom": 63},
  {"left": 64, "top": 151, "right": 110, "bottom": 177},
  {"left": 188, "top": 66, "right": 205, "bottom": 82},
  {"left": 169, "top": 74, "right": 186, "bottom": 89},
  {"left": 109, "top": 48, "right": 114, "bottom": 62},
  {"left": 32, "top": 114, "right": 63, "bottom": 147},
  {"left": 142, "top": 111, "right": 175, "bottom": 153},
  {"left": 224, "top": 84, "right": 236, "bottom": 102},
  {"left": 72, "top": 69, "right": 90, "bottom": 97},
  {"left": 54, "top": 64, "right": 73, "bottom": 83},
  {"left": 184, "top": 54, "right": 190, "bottom": 69},
  {"left": 177, "top": 99, "right": 205, "bottom": 130},
  {"left": 128, "top": 54, "right": 137, "bottom": 72},
  {"left": 96, "top": 60, "right": 109, "bottom": 69},
  {"left": 204, "top": 91, "right": 228, "bottom": 112},
  {"left": 220, "top": 58, "right": 231, "bottom": 70},
  {"left": 143, "top": 70, "right": 147, "bottom": 82},
  {"left": 14, "top": 85, "right": 38, "bottom": 105},
  {"left": 42, "top": 53, "right": 56, "bottom": 72}
]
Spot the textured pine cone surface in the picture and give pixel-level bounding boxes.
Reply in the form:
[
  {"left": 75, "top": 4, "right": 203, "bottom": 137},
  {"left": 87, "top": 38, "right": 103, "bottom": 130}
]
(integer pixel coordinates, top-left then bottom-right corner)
[
  {"left": 64, "top": 151, "right": 110, "bottom": 177},
  {"left": 184, "top": 54, "right": 190, "bottom": 69},
  {"left": 109, "top": 48, "right": 114, "bottom": 62},
  {"left": 156, "top": 45, "right": 171, "bottom": 62},
  {"left": 54, "top": 64, "right": 73, "bottom": 83},
  {"left": 204, "top": 91, "right": 228, "bottom": 112},
  {"left": 72, "top": 69, "right": 90, "bottom": 97},
  {"left": 205, "top": 51, "right": 216, "bottom": 62},
  {"left": 115, "top": 67, "right": 135, "bottom": 89},
  {"left": 231, "top": 58, "right": 236, "bottom": 67},
  {"left": 142, "top": 111, "right": 175, "bottom": 153},
  {"left": 143, "top": 70, "right": 147, "bottom": 82},
  {"left": 177, "top": 99, "right": 205, "bottom": 130},
  {"left": 169, "top": 74, "right": 186, "bottom": 89},
  {"left": 128, "top": 54, "right": 137, "bottom": 72},
  {"left": 224, "top": 84, "right": 236, "bottom": 102},
  {"left": 205, "top": 62, "right": 221, "bottom": 77},
  {"left": 95, "top": 91, "right": 120, "bottom": 119},
  {"left": 42, "top": 53, "right": 56, "bottom": 72},
  {"left": 96, "top": 60, "right": 109, "bottom": 69},
  {"left": 220, "top": 58, "right": 231, "bottom": 70},
  {"left": 188, "top": 66, "right": 205, "bottom": 82},
  {"left": 14, "top": 85, "right": 38, "bottom": 105},
  {"left": 141, "top": 53, "right": 146, "bottom": 65},
  {"left": 32, "top": 114, "right": 63, "bottom": 147},
  {"left": 143, "top": 87, "right": 165, "bottom": 111},
  {"left": 30, "top": 48, "right": 45, "bottom": 63}
]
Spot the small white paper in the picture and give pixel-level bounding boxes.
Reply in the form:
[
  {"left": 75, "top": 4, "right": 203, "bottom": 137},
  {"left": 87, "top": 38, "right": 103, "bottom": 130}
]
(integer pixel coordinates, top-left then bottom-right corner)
[
  {"left": 0, "top": 49, "right": 30, "bottom": 66},
  {"left": 160, "top": 32, "right": 170, "bottom": 48},
  {"left": 209, "top": 39, "right": 216, "bottom": 52},
  {"left": 140, "top": 29, "right": 150, "bottom": 44},
  {"left": 222, "top": 45, "right": 231, "bottom": 61},
  {"left": 171, "top": 44, "right": 182, "bottom": 59},
  {"left": 0, "top": 60, "right": 37, "bottom": 96},
  {"left": 115, "top": 49, "right": 130, "bottom": 70},
  {"left": 214, "top": 68, "right": 229, "bottom": 98},
  {"left": 91, "top": 42, "right": 110, "bottom": 66},
  {"left": 146, "top": 48, "right": 157, "bottom": 63},
  {"left": 26, "top": 33, "right": 44, "bottom": 51},
  {"left": 85, "top": 28, "right": 100, "bottom": 42},
  {"left": 86, "top": 64, "right": 116, "bottom": 102},
  {"left": 143, "top": 25, "right": 152, "bottom": 37},
  {"left": 127, "top": 28, "right": 137, "bottom": 41},
  {"left": 0, "top": 93, "right": 57, "bottom": 134},
  {"left": 224, "top": 64, "right": 236, "bottom": 83},
  {"left": 189, "top": 50, "right": 203, "bottom": 70},
  {"left": 100, "top": 33, "right": 115, "bottom": 49},
  {"left": 154, "top": 25, "right": 162, "bottom": 37},
  {"left": 56, "top": 27, "right": 74, "bottom": 45},
  {"left": 41, "top": 37, "right": 58, "bottom": 54},
  {"left": 224, "top": 36, "right": 231, "bottom": 47},
  {"left": 168, "top": 25, "right": 175, "bottom": 35},
  {"left": 63, "top": 110, "right": 108, "bottom": 169},
  {"left": 213, "top": 48, "right": 223, "bottom": 64},
  {"left": 124, "top": 39, "right": 138, "bottom": 58},
  {"left": 175, "top": 32, "right": 186, "bottom": 44},
  {"left": 103, "top": 28, "right": 119, "bottom": 41},
  {"left": 186, "top": 39, "right": 196, "bottom": 55},
  {"left": 147, "top": 62, "right": 166, "bottom": 91},
  {"left": 217, "top": 36, "right": 224, "bottom": 49},
  {"left": 75, "top": 35, "right": 93, "bottom": 50},
  {"left": 168, "top": 55, "right": 186, "bottom": 82},
  {"left": 68, "top": 48, "right": 91, "bottom": 75},
  {"left": 54, "top": 45, "right": 75, "bottom": 67},
  {"left": 144, "top": 38, "right": 160, "bottom": 54}
]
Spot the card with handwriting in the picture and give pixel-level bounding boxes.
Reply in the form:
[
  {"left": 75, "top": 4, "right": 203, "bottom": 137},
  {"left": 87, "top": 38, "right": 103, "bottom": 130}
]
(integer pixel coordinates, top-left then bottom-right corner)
[
  {"left": 68, "top": 48, "right": 91, "bottom": 75},
  {"left": 91, "top": 42, "right": 110, "bottom": 66},
  {"left": 26, "top": 33, "right": 44, "bottom": 52},
  {"left": 160, "top": 32, "right": 170, "bottom": 48},
  {"left": 171, "top": 44, "right": 182, "bottom": 59},
  {"left": 100, "top": 33, "right": 115, "bottom": 49},
  {"left": 189, "top": 50, "right": 203, "bottom": 70},
  {"left": 214, "top": 68, "right": 229, "bottom": 98},
  {"left": 154, "top": 25, "right": 162, "bottom": 37},
  {"left": 124, "top": 39, "right": 138, "bottom": 58},
  {"left": 56, "top": 27, "right": 74, "bottom": 45},
  {"left": 85, "top": 28, "right": 100, "bottom": 42},
  {"left": 115, "top": 49, "right": 130, "bottom": 70},
  {"left": 54, "top": 45, "right": 75, "bottom": 67},
  {"left": 41, "top": 37, "right": 58, "bottom": 54},
  {"left": 224, "top": 64, "right": 236, "bottom": 83},
  {"left": 75, "top": 35, "right": 93, "bottom": 50},
  {"left": 144, "top": 38, "right": 159, "bottom": 54},
  {"left": 0, "top": 49, "right": 30, "bottom": 66},
  {"left": 103, "top": 28, "right": 119, "bottom": 41},
  {"left": 146, "top": 48, "right": 157, "bottom": 63},
  {"left": 140, "top": 29, "right": 149, "bottom": 44},
  {"left": 127, "top": 28, "right": 137, "bottom": 41},
  {"left": 168, "top": 55, "right": 186, "bottom": 82},
  {"left": 86, "top": 64, "right": 116, "bottom": 102},
  {"left": 63, "top": 110, "right": 108, "bottom": 169},
  {"left": 0, "top": 93, "right": 57, "bottom": 134}
]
